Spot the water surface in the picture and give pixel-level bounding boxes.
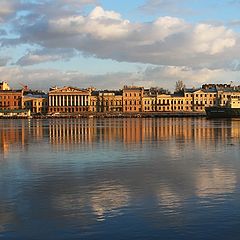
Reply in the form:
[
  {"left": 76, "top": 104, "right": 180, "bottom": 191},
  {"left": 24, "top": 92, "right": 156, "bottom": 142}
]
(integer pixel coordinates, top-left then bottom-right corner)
[{"left": 0, "top": 118, "right": 240, "bottom": 239}]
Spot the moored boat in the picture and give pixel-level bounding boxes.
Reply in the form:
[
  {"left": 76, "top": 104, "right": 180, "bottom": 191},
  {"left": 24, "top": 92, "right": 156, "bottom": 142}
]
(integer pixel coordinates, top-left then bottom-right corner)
[{"left": 205, "top": 95, "right": 240, "bottom": 118}]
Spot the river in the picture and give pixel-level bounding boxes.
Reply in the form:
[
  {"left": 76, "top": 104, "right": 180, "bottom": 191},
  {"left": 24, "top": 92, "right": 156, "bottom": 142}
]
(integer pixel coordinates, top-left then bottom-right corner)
[{"left": 0, "top": 118, "right": 240, "bottom": 239}]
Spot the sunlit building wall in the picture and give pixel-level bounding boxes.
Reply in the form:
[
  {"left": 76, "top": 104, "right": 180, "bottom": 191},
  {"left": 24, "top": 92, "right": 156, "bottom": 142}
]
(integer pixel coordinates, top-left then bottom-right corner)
[
  {"left": 48, "top": 86, "right": 91, "bottom": 114},
  {"left": 123, "top": 86, "right": 144, "bottom": 112},
  {"left": 23, "top": 96, "right": 48, "bottom": 114},
  {"left": 0, "top": 82, "right": 23, "bottom": 110}
]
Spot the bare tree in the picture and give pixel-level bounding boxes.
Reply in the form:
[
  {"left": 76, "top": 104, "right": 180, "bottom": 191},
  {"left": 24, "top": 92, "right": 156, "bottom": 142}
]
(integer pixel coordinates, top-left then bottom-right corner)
[{"left": 175, "top": 80, "right": 186, "bottom": 93}]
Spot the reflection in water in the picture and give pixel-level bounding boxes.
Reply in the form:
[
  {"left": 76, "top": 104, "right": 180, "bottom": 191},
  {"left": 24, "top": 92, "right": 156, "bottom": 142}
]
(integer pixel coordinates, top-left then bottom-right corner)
[
  {"left": 0, "top": 206, "right": 14, "bottom": 233},
  {"left": 1, "top": 118, "right": 240, "bottom": 152},
  {"left": 90, "top": 183, "right": 129, "bottom": 221},
  {"left": 157, "top": 186, "right": 183, "bottom": 210},
  {"left": 0, "top": 118, "right": 240, "bottom": 239},
  {"left": 196, "top": 167, "right": 237, "bottom": 197}
]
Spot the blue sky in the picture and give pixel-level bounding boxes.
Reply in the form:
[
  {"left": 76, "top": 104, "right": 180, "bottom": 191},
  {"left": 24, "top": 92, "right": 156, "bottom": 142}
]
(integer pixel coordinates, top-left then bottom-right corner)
[{"left": 0, "top": 0, "right": 240, "bottom": 91}]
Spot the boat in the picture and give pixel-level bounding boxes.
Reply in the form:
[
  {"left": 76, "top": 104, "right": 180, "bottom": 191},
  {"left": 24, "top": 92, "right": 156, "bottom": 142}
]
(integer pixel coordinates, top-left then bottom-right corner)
[{"left": 205, "top": 95, "right": 240, "bottom": 118}]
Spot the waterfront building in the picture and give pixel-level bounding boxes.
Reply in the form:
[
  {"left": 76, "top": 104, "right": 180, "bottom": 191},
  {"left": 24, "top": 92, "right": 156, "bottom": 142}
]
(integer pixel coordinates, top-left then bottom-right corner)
[
  {"left": 171, "top": 94, "right": 188, "bottom": 112},
  {"left": 0, "top": 81, "right": 11, "bottom": 90},
  {"left": 23, "top": 95, "right": 48, "bottom": 115},
  {"left": 0, "top": 82, "right": 23, "bottom": 110},
  {"left": 2, "top": 80, "right": 240, "bottom": 116},
  {"left": 191, "top": 89, "right": 217, "bottom": 112},
  {"left": 48, "top": 86, "right": 91, "bottom": 114},
  {"left": 91, "top": 90, "right": 123, "bottom": 113},
  {"left": 182, "top": 91, "right": 193, "bottom": 112},
  {"left": 143, "top": 95, "right": 156, "bottom": 112},
  {"left": 155, "top": 94, "right": 172, "bottom": 112},
  {"left": 217, "top": 89, "right": 240, "bottom": 107},
  {"left": 123, "top": 86, "right": 144, "bottom": 112},
  {"left": 142, "top": 88, "right": 158, "bottom": 112},
  {"left": 90, "top": 94, "right": 98, "bottom": 112}
]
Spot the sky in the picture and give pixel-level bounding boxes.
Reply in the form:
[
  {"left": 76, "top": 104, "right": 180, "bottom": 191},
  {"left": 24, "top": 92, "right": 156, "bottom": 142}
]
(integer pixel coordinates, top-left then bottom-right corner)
[{"left": 1, "top": 0, "right": 240, "bottom": 91}]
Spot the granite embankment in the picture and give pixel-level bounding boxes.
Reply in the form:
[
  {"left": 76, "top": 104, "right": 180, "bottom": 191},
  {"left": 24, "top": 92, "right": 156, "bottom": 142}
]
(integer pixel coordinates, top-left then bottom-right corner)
[{"left": 32, "top": 112, "right": 206, "bottom": 119}]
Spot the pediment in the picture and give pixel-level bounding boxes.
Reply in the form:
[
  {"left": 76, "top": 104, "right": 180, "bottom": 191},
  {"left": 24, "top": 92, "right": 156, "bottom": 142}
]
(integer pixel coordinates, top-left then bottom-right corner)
[
  {"left": 193, "top": 89, "right": 205, "bottom": 94},
  {"left": 50, "top": 86, "right": 89, "bottom": 94}
]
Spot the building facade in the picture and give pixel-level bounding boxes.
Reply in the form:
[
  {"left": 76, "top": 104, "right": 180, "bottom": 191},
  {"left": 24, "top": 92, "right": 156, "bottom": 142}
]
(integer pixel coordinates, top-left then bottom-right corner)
[
  {"left": 1, "top": 81, "right": 240, "bottom": 115},
  {"left": 123, "top": 86, "right": 144, "bottom": 112},
  {"left": 0, "top": 82, "right": 23, "bottom": 110},
  {"left": 23, "top": 96, "right": 48, "bottom": 114},
  {"left": 48, "top": 86, "right": 91, "bottom": 114}
]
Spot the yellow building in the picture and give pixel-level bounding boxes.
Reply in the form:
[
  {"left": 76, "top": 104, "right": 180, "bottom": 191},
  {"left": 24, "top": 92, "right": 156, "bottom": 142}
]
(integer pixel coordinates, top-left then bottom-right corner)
[
  {"left": 0, "top": 81, "right": 11, "bottom": 90},
  {"left": 217, "top": 90, "right": 240, "bottom": 107},
  {"left": 155, "top": 94, "right": 172, "bottom": 112},
  {"left": 171, "top": 95, "right": 188, "bottom": 112},
  {"left": 123, "top": 86, "right": 144, "bottom": 112},
  {"left": 143, "top": 95, "right": 156, "bottom": 112},
  {"left": 90, "top": 95, "right": 98, "bottom": 112},
  {"left": 90, "top": 91, "right": 123, "bottom": 113},
  {"left": 191, "top": 89, "right": 217, "bottom": 112},
  {"left": 23, "top": 96, "right": 48, "bottom": 114},
  {"left": 98, "top": 91, "right": 123, "bottom": 112}
]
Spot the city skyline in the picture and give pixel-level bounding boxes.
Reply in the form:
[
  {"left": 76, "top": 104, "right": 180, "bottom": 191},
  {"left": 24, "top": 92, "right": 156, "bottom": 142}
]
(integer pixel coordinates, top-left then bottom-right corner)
[{"left": 1, "top": 0, "right": 240, "bottom": 91}]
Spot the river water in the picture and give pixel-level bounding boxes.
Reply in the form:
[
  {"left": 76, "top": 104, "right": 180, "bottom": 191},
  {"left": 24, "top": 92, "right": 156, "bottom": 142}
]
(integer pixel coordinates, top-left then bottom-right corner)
[{"left": 0, "top": 118, "right": 240, "bottom": 240}]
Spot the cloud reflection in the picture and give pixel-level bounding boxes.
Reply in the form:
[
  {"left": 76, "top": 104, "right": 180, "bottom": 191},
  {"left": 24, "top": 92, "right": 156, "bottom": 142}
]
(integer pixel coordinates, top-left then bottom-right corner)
[
  {"left": 196, "top": 167, "right": 237, "bottom": 197},
  {"left": 157, "top": 186, "right": 183, "bottom": 210},
  {"left": 90, "top": 183, "right": 129, "bottom": 221}
]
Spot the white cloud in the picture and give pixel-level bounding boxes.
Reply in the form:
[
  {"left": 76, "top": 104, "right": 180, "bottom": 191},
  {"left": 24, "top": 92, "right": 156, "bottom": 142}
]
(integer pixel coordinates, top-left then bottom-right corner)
[
  {"left": 89, "top": 6, "right": 122, "bottom": 20},
  {"left": 49, "top": 6, "right": 131, "bottom": 40},
  {"left": 1, "top": 1, "right": 240, "bottom": 89},
  {"left": 10, "top": 4, "right": 239, "bottom": 69},
  {"left": 193, "top": 24, "right": 236, "bottom": 54},
  {"left": 1, "top": 65, "right": 240, "bottom": 91}
]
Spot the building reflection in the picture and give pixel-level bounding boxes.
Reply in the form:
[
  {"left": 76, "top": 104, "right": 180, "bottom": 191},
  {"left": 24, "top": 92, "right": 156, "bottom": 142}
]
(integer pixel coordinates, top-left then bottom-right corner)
[
  {"left": 48, "top": 118, "right": 240, "bottom": 147},
  {"left": 49, "top": 119, "right": 95, "bottom": 145},
  {"left": 1, "top": 118, "right": 240, "bottom": 156},
  {"left": 0, "top": 120, "right": 49, "bottom": 158},
  {"left": 0, "top": 120, "right": 27, "bottom": 157}
]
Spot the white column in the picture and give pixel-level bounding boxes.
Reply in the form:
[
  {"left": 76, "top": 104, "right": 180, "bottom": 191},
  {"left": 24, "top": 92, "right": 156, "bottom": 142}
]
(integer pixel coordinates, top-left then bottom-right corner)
[
  {"left": 52, "top": 95, "right": 55, "bottom": 106},
  {"left": 55, "top": 95, "right": 58, "bottom": 106},
  {"left": 78, "top": 96, "right": 80, "bottom": 106},
  {"left": 49, "top": 95, "right": 52, "bottom": 107},
  {"left": 66, "top": 96, "right": 69, "bottom": 106},
  {"left": 59, "top": 95, "right": 61, "bottom": 106},
  {"left": 81, "top": 96, "right": 84, "bottom": 106},
  {"left": 74, "top": 96, "right": 77, "bottom": 106}
]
